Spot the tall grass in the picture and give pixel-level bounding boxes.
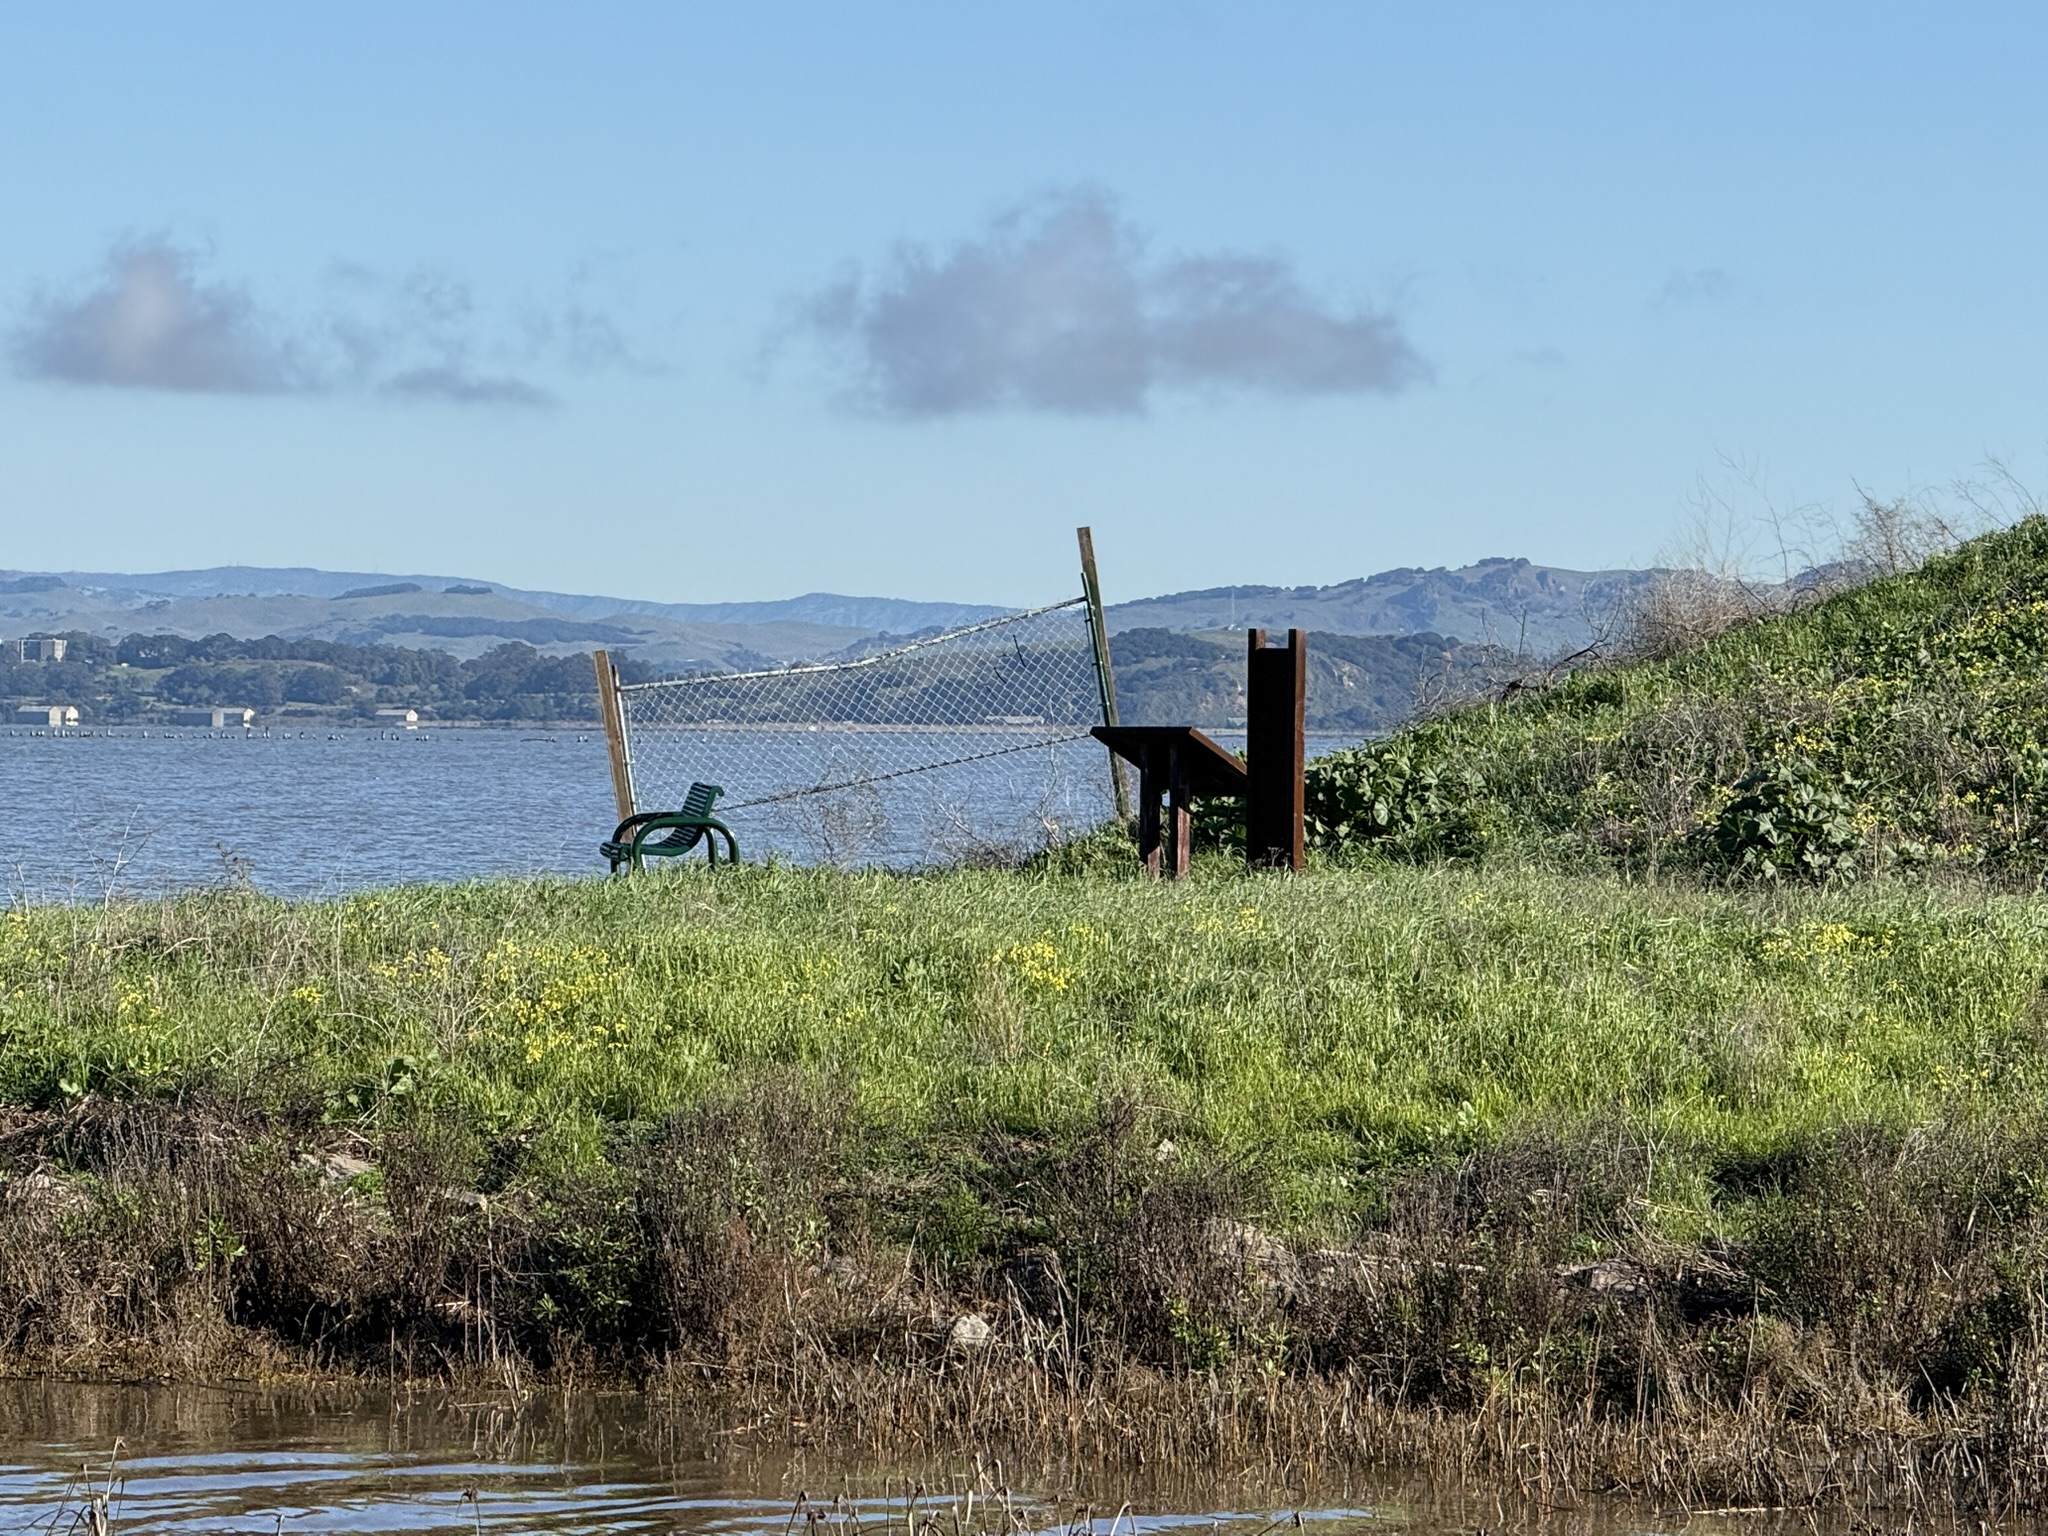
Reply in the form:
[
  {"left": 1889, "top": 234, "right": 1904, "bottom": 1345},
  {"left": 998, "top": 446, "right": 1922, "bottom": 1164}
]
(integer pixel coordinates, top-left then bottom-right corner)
[
  {"left": 20, "top": 526, "right": 2048, "bottom": 1511},
  {"left": 8, "top": 863, "right": 2048, "bottom": 1210},
  {"left": 1354, "top": 515, "right": 2048, "bottom": 877}
]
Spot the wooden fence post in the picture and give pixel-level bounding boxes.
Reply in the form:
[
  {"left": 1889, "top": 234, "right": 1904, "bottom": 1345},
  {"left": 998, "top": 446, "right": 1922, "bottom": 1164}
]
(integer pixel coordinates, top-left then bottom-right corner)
[
  {"left": 592, "top": 649, "right": 636, "bottom": 822},
  {"left": 1077, "top": 527, "right": 1132, "bottom": 822},
  {"left": 1245, "top": 628, "right": 1305, "bottom": 870}
]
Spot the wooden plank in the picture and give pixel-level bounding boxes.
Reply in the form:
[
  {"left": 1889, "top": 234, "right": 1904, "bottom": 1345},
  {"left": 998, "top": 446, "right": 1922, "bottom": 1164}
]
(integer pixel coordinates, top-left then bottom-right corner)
[
  {"left": 1092, "top": 725, "right": 1249, "bottom": 797},
  {"left": 592, "top": 649, "right": 636, "bottom": 822},
  {"left": 1245, "top": 628, "right": 1306, "bottom": 870},
  {"left": 1077, "top": 527, "right": 1132, "bottom": 821}
]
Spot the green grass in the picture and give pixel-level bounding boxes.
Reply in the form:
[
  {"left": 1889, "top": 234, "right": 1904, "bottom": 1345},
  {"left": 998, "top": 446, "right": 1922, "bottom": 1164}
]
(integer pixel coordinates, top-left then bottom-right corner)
[
  {"left": 1326, "top": 515, "right": 2048, "bottom": 877},
  {"left": 10, "top": 862, "right": 2048, "bottom": 1239},
  {"left": 20, "top": 523, "right": 2048, "bottom": 1498}
]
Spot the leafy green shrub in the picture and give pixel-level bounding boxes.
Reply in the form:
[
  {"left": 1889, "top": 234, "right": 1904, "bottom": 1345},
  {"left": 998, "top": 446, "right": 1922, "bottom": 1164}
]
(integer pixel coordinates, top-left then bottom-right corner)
[
  {"left": 1303, "top": 743, "right": 1488, "bottom": 859},
  {"left": 1191, "top": 743, "right": 1489, "bottom": 860},
  {"left": 1698, "top": 757, "right": 1865, "bottom": 883}
]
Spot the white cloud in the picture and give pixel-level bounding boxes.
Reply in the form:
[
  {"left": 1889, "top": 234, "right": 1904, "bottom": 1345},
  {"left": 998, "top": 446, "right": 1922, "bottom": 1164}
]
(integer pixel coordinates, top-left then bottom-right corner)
[
  {"left": 790, "top": 188, "right": 1428, "bottom": 416},
  {"left": 11, "top": 239, "right": 636, "bottom": 409},
  {"left": 12, "top": 241, "right": 309, "bottom": 394}
]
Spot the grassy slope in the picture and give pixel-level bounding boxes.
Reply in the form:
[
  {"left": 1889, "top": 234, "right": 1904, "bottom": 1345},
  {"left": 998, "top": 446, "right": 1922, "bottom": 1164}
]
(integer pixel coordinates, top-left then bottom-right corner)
[
  {"left": 15, "top": 532, "right": 2048, "bottom": 1503},
  {"left": 6, "top": 864, "right": 2045, "bottom": 1234},
  {"left": 1389, "top": 515, "right": 2048, "bottom": 874}
]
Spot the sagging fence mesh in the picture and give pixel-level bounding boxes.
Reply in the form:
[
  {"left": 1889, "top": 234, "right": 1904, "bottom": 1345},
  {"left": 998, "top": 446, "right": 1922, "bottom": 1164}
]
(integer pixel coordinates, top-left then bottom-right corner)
[{"left": 614, "top": 598, "right": 1116, "bottom": 865}]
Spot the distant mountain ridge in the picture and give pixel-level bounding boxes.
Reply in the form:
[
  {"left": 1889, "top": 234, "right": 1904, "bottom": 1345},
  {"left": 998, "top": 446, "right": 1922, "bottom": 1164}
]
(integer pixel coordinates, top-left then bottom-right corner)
[
  {"left": 0, "top": 556, "right": 1667, "bottom": 662},
  {"left": 1103, "top": 558, "right": 1661, "bottom": 657},
  {"left": 13, "top": 567, "right": 1004, "bottom": 638}
]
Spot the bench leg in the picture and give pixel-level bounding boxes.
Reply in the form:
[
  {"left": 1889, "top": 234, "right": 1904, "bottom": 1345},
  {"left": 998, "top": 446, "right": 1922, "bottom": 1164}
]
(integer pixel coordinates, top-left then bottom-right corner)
[
  {"left": 1167, "top": 749, "right": 1192, "bottom": 880},
  {"left": 1136, "top": 764, "right": 1163, "bottom": 879}
]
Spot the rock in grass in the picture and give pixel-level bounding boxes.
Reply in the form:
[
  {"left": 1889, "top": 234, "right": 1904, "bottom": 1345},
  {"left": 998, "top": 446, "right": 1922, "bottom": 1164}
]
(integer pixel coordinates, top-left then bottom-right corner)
[
  {"left": 946, "top": 1313, "right": 992, "bottom": 1353},
  {"left": 296, "top": 1151, "right": 375, "bottom": 1182},
  {"left": 1555, "top": 1258, "right": 1651, "bottom": 1299},
  {"left": 1208, "top": 1218, "right": 1304, "bottom": 1302},
  {"left": 6, "top": 1167, "right": 90, "bottom": 1217}
]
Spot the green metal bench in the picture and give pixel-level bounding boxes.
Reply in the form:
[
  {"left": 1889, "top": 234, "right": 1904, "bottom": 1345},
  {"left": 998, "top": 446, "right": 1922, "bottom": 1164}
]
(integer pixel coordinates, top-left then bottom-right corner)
[{"left": 601, "top": 781, "right": 740, "bottom": 873}]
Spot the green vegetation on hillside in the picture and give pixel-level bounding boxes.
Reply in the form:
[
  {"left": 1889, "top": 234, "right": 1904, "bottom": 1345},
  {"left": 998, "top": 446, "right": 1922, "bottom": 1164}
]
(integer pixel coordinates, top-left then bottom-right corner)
[
  {"left": 1282, "top": 517, "right": 2048, "bottom": 879},
  {"left": 8, "top": 866, "right": 2048, "bottom": 1502},
  {"left": 8, "top": 866, "right": 2042, "bottom": 1207},
  {"left": 16, "top": 523, "right": 2048, "bottom": 1507}
]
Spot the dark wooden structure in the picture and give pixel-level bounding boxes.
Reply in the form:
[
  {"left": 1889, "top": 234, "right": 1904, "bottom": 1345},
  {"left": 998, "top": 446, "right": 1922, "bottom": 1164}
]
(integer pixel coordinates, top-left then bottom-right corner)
[
  {"left": 1244, "top": 628, "right": 1307, "bottom": 870},
  {"left": 1092, "top": 628, "right": 1308, "bottom": 879},
  {"left": 1092, "top": 725, "right": 1249, "bottom": 879}
]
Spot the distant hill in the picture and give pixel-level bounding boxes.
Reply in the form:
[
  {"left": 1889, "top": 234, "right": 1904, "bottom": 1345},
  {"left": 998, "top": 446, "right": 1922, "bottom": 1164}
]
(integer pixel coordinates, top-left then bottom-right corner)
[
  {"left": 0, "top": 558, "right": 1640, "bottom": 734},
  {"left": 11, "top": 565, "right": 1008, "bottom": 636},
  {"left": 0, "top": 556, "right": 1672, "bottom": 666},
  {"left": 0, "top": 567, "right": 1004, "bottom": 671},
  {"left": 1104, "top": 558, "right": 1663, "bottom": 657},
  {"left": 1112, "top": 627, "right": 1516, "bottom": 732}
]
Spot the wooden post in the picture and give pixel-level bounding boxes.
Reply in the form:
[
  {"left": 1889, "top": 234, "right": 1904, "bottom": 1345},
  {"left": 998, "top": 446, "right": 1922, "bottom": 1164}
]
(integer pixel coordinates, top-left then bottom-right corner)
[
  {"left": 1077, "top": 527, "right": 1132, "bottom": 822},
  {"left": 1167, "top": 741, "right": 1193, "bottom": 879},
  {"left": 1137, "top": 775, "right": 1163, "bottom": 877},
  {"left": 1245, "top": 628, "right": 1306, "bottom": 871},
  {"left": 592, "top": 649, "right": 636, "bottom": 822}
]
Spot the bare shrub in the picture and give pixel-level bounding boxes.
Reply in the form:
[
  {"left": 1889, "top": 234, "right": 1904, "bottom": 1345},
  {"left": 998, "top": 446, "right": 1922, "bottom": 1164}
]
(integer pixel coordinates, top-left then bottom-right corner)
[
  {"left": 975, "top": 1100, "right": 1272, "bottom": 1369},
  {"left": 636, "top": 1073, "right": 853, "bottom": 1365},
  {"left": 1843, "top": 492, "right": 1976, "bottom": 579},
  {"left": 1619, "top": 566, "right": 1791, "bottom": 661},
  {"left": 1741, "top": 1121, "right": 2048, "bottom": 1401}
]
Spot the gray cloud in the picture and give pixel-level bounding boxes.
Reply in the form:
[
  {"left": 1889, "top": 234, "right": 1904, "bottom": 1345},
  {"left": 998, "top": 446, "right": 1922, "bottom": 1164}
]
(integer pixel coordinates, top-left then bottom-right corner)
[
  {"left": 791, "top": 188, "right": 1427, "bottom": 416},
  {"left": 11, "top": 241, "right": 311, "bottom": 394},
  {"left": 11, "top": 239, "right": 632, "bottom": 408},
  {"left": 1654, "top": 266, "right": 1730, "bottom": 310},
  {"left": 381, "top": 366, "right": 556, "bottom": 408}
]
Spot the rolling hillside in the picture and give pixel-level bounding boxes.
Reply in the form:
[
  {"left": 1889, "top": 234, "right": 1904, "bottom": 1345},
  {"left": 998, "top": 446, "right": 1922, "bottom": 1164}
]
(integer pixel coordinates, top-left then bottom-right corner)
[
  {"left": 1309, "top": 517, "right": 2048, "bottom": 878},
  {"left": 2, "top": 554, "right": 1669, "bottom": 666}
]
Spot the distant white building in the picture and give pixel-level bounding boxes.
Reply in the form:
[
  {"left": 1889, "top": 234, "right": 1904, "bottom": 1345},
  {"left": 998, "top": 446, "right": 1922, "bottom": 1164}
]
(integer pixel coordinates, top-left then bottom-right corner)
[
  {"left": 15, "top": 704, "right": 79, "bottom": 726},
  {"left": 9, "top": 637, "right": 66, "bottom": 663},
  {"left": 169, "top": 707, "right": 255, "bottom": 728},
  {"left": 374, "top": 707, "right": 420, "bottom": 728}
]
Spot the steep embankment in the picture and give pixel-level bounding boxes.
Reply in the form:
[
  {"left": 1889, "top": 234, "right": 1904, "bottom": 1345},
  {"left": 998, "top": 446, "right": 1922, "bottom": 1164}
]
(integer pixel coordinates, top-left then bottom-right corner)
[
  {"left": 13, "top": 535, "right": 2048, "bottom": 1508},
  {"left": 1297, "top": 516, "right": 2048, "bottom": 879},
  {"left": 9, "top": 866, "right": 2048, "bottom": 1507}
]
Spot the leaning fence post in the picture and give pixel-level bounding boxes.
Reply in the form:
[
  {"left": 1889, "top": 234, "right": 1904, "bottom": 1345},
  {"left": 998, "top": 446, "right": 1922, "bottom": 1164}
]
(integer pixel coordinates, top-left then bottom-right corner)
[
  {"left": 1077, "top": 526, "right": 1132, "bottom": 822},
  {"left": 592, "top": 648, "right": 637, "bottom": 821}
]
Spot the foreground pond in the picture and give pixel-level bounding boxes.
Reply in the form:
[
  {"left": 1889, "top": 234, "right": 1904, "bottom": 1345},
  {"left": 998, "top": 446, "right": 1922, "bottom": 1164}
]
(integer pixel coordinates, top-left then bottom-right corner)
[{"left": 0, "top": 1382, "right": 1915, "bottom": 1536}]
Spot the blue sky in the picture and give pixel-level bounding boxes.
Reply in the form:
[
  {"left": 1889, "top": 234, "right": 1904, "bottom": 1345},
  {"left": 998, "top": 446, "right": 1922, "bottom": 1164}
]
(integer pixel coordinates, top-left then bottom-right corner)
[{"left": 2, "top": 3, "right": 2044, "bottom": 605}]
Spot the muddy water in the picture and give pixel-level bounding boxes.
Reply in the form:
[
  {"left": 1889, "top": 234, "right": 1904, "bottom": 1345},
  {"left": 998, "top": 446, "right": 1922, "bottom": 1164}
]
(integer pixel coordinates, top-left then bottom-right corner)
[{"left": 0, "top": 1381, "right": 1842, "bottom": 1536}]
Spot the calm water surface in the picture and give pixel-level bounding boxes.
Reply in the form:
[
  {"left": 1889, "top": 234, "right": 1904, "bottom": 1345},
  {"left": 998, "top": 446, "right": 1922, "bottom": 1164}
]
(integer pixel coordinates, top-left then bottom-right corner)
[
  {"left": 0, "top": 729, "right": 1133, "bottom": 899},
  {"left": 0, "top": 729, "right": 621, "bottom": 900},
  {"left": 0, "top": 1382, "right": 1378, "bottom": 1536},
  {"left": 0, "top": 1382, "right": 1819, "bottom": 1536},
  {"left": 0, "top": 728, "right": 1364, "bottom": 898}
]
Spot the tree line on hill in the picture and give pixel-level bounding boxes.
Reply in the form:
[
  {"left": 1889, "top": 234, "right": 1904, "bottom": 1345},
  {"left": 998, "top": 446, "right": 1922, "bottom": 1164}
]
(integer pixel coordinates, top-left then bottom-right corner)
[
  {"left": 0, "top": 632, "right": 659, "bottom": 724},
  {"left": 1, "top": 626, "right": 1503, "bottom": 730}
]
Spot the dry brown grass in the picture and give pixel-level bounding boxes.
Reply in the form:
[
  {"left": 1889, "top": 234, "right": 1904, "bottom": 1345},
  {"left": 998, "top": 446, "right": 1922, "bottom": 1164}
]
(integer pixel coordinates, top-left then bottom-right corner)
[{"left": 13, "top": 1091, "right": 2048, "bottom": 1514}]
